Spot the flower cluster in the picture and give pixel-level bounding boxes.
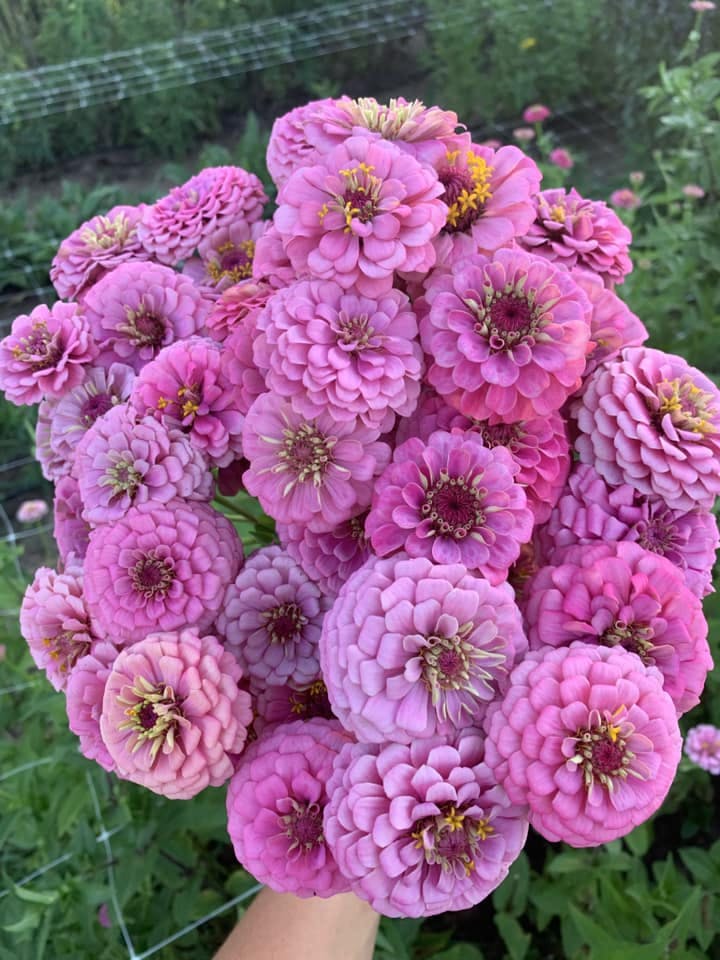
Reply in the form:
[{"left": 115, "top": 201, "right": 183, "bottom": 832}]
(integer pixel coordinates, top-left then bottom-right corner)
[{"left": 4, "top": 93, "right": 718, "bottom": 920}]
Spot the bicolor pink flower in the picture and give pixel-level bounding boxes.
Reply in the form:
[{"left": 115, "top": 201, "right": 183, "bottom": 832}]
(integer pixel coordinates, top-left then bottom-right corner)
[
  {"left": 266, "top": 98, "right": 336, "bottom": 188},
  {"left": 206, "top": 279, "right": 273, "bottom": 342},
  {"left": 253, "top": 679, "right": 334, "bottom": 736},
  {"left": 183, "top": 219, "right": 270, "bottom": 299},
  {"left": 20, "top": 566, "right": 99, "bottom": 691},
  {"left": 277, "top": 512, "right": 371, "bottom": 598},
  {"left": 366, "top": 430, "right": 533, "bottom": 582},
  {"left": 81, "top": 262, "right": 209, "bottom": 372},
  {"left": 574, "top": 346, "right": 720, "bottom": 511},
  {"left": 274, "top": 136, "right": 447, "bottom": 297},
  {"left": 521, "top": 187, "right": 633, "bottom": 285},
  {"left": 571, "top": 269, "right": 647, "bottom": 378},
  {"left": 138, "top": 166, "right": 267, "bottom": 265},
  {"left": 130, "top": 337, "right": 245, "bottom": 466},
  {"left": 100, "top": 629, "right": 252, "bottom": 798},
  {"left": 252, "top": 224, "right": 298, "bottom": 289},
  {"left": 66, "top": 640, "right": 120, "bottom": 771},
  {"left": 54, "top": 475, "right": 91, "bottom": 564},
  {"left": 255, "top": 280, "right": 423, "bottom": 433},
  {"left": 0, "top": 302, "right": 97, "bottom": 405},
  {"left": 83, "top": 498, "right": 242, "bottom": 644},
  {"left": 242, "top": 392, "right": 390, "bottom": 532},
  {"left": 215, "top": 545, "right": 331, "bottom": 689},
  {"left": 524, "top": 541, "right": 712, "bottom": 716},
  {"left": 227, "top": 718, "right": 351, "bottom": 897},
  {"left": 484, "top": 644, "right": 682, "bottom": 846},
  {"left": 74, "top": 404, "right": 212, "bottom": 524},
  {"left": 420, "top": 249, "right": 592, "bottom": 422},
  {"left": 319, "top": 553, "right": 527, "bottom": 743},
  {"left": 523, "top": 104, "right": 551, "bottom": 123},
  {"left": 324, "top": 732, "right": 529, "bottom": 917},
  {"left": 50, "top": 204, "right": 151, "bottom": 300},
  {"left": 684, "top": 725, "right": 720, "bottom": 774},
  {"left": 610, "top": 188, "right": 640, "bottom": 210}
]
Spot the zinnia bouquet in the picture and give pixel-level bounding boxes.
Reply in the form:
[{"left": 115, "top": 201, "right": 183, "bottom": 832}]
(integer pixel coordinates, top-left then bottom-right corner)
[{"left": 5, "top": 94, "right": 718, "bottom": 919}]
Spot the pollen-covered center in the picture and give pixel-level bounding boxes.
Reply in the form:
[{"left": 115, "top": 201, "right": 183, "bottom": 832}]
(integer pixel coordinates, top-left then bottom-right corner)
[
  {"left": 117, "top": 675, "right": 187, "bottom": 762},
  {"left": 320, "top": 163, "right": 382, "bottom": 232},
  {"left": 336, "top": 311, "right": 374, "bottom": 351},
  {"left": 568, "top": 708, "right": 648, "bottom": 793},
  {"left": 80, "top": 213, "right": 133, "bottom": 250},
  {"left": 130, "top": 552, "right": 175, "bottom": 599},
  {"left": 635, "top": 510, "right": 681, "bottom": 561},
  {"left": 420, "top": 623, "right": 505, "bottom": 720},
  {"left": 279, "top": 421, "right": 335, "bottom": 486},
  {"left": 280, "top": 799, "right": 325, "bottom": 853},
  {"left": 421, "top": 471, "right": 485, "bottom": 540},
  {"left": 289, "top": 679, "right": 333, "bottom": 719},
  {"left": 42, "top": 629, "right": 91, "bottom": 678},
  {"left": 106, "top": 455, "right": 142, "bottom": 498},
  {"left": 79, "top": 391, "right": 115, "bottom": 427},
  {"left": 599, "top": 620, "right": 655, "bottom": 665},
  {"left": 11, "top": 321, "right": 61, "bottom": 371},
  {"left": 412, "top": 804, "right": 494, "bottom": 876},
  {"left": 442, "top": 150, "right": 493, "bottom": 233},
  {"left": 478, "top": 420, "right": 522, "bottom": 449},
  {"left": 347, "top": 97, "right": 429, "bottom": 138},
  {"left": 263, "top": 602, "right": 308, "bottom": 644},
  {"left": 654, "top": 377, "right": 717, "bottom": 435},
  {"left": 119, "top": 301, "right": 166, "bottom": 349},
  {"left": 467, "top": 286, "right": 544, "bottom": 352},
  {"left": 208, "top": 239, "right": 255, "bottom": 284}
]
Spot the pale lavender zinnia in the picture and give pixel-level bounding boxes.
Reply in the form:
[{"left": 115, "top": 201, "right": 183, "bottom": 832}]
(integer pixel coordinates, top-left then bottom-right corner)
[
  {"left": 685, "top": 725, "right": 720, "bottom": 774},
  {"left": 53, "top": 475, "right": 91, "bottom": 564},
  {"left": 277, "top": 512, "right": 371, "bottom": 598},
  {"left": 66, "top": 640, "right": 120, "bottom": 772}
]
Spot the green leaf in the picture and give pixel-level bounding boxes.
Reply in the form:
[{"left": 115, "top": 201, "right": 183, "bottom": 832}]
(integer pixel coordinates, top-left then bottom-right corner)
[
  {"left": 495, "top": 913, "right": 530, "bottom": 960},
  {"left": 624, "top": 822, "right": 651, "bottom": 857}
]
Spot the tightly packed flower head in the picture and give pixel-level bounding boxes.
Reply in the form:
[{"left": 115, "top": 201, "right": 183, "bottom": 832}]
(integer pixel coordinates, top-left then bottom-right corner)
[
  {"left": 83, "top": 498, "right": 242, "bottom": 644},
  {"left": 524, "top": 541, "right": 712, "bottom": 716},
  {"left": 266, "top": 98, "right": 335, "bottom": 189},
  {"left": 227, "top": 718, "right": 351, "bottom": 897},
  {"left": 684, "top": 724, "right": 720, "bottom": 774},
  {"left": 51, "top": 204, "right": 151, "bottom": 300},
  {"left": 420, "top": 248, "right": 592, "bottom": 422},
  {"left": 221, "top": 324, "right": 267, "bottom": 417},
  {"left": 277, "top": 512, "right": 371, "bottom": 598},
  {"left": 367, "top": 429, "right": 533, "bottom": 582},
  {"left": 100, "top": 629, "right": 252, "bottom": 798},
  {"left": 574, "top": 346, "right": 720, "bottom": 511},
  {"left": 324, "top": 732, "right": 528, "bottom": 917},
  {"left": 274, "top": 136, "right": 447, "bottom": 296},
  {"left": 130, "top": 337, "right": 245, "bottom": 466},
  {"left": 520, "top": 187, "right": 633, "bottom": 285},
  {"left": 320, "top": 553, "right": 527, "bottom": 742},
  {"left": 205, "top": 279, "right": 273, "bottom": 342},
  {"left": 570, "top": 269, "right": 647, "bottom": 378},
  {"left": 66, "top": 640, "right": 120, "bottom": 772},
  {"left": 215, "top": 545, "right": 331, "bottom": 689},
  {"left": 74, "top": 404, "right": 213, "bottom": 524},
  {"left": 53, "top": 475, "right": 91, "bottom": 564},
  {"left": 183, "top": 219, "right": 269, "bottom": 299},
  {"left": 484, "top": 643, "right": 682, "bottom": 846},
  {"left": 20, "top": 566, "right": 99, "bottom": 691},
  {"left": 138, "top": 166, "right": 267, "bottom": 265},
  {"left": 255, "top": 280, "right": 423, "bottom": 433},
  {"left": 252, "top": 224, "right": 297, "bottom": 289},
  {"left": 0, "top": 302, "right": 96, "bottom": 405},
  {"left": 242, "top": 392, "right": 390, "bottom": 532}
]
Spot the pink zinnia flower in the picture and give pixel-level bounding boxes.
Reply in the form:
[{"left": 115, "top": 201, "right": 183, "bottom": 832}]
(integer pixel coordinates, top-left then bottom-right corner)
[
  {"left": 183, "top": 219, "right": 269, "bottom": 299},
  {"left": 574, "top": 346, "right": 720, "bottom": 511},
  {"left": 221, "top": 324, "right": 267, "bottom": 417},
  {"left": 682, "top": 183, "right": 706, "bottom": 199},
  {"left": 227, "top": 718, "right": 351, "bottom": 897},
  {"left": 253, "top": 679, "right": 334, "bottom": 736},
  {"left": 277, "top": 512, "right": 371, "bottom": 598},
  {"left": 100, "top": 629, "right": 252, "bottom": 798},
  {"left": 684, "top": 725, "right": 720, "bottom": 774},
  {"left": 367, "top": 430, "right": 533, "bottom": 581},
  {"left": 50, "top": 204, "right": 151, "bottom": 300},
  {"left": 20, "top": 566, "right": 99, "bottom": 691},
  {"left": 138, "top": 166, "right": 267, "bottom": 265},
  {"left": 215, "top": 545, "right": 331, "bottom": 689},
  {"left": 66, "top": 640, "right": 120, "bottom": 772},
  {"left": 206, "top": 279, "right": 273, "bottom": 342},
  {"left": 421, "top": 248, "right": 592, "bottom": 422},
  {"left": 82, "top": 262, "right": 209, "bottom": 372},
  {"left": 130, "top": 337, "right": 245, "bottom": 466},
  {"left": 610, "top": 188, "right": 641, "bottom": 210},
  {"left": 53, "top": 475, "right": 91, "bottom": 564},
  {"left": 252, "top": 224, "right": 298, "bottom": 289},
  {"left": 74, "top": 404, "right": 213, "bottom": 524},
  {"left": 320, "top": 553, "right": 527, "bottom": 743},
  {"left": 255, "top": 280, "right": 423, "bottom": 434},
  {"left": 274, "top": 136, "right": 446, "bottom": 297},
  {"left": 523, "top": 104, "right": 551, "bottom": 123},
  {"left": 242, "top": 392, "right": 390, "bottom": 532},
  {"left": 520, "top": 187, "right": 633, "bottom": 285},
  {"left": 484, "top": 644, "right": 682, "bottom": 846},
  {"left": 549, "top": 148, "right": 573, "bottom": 170},
  {"left": 266, "top": 98, "right": 335, "bottom": 188},
  {"left": 16, "top": 499, "right": 49, "bottom": 523},
  {"left": 571, "top": 268, "right": 647, "bottom": 378},
  {"left": 524, "top": 541, "right": 712, "bottom": 716},
  {"left": 83, "top": 498, "right": 242, "bottom": 644},
  {"left": 324, "top": 731, "right": 529, "bottom": 917},
  {"left": 0, "top": 302, "right": 96, "bottom": 405},
  {"left": 513, "top": 127, "right": 535, "bottom": 142},
  {"left": 690, "top": 1, "right": 715, "bottom": 11}
]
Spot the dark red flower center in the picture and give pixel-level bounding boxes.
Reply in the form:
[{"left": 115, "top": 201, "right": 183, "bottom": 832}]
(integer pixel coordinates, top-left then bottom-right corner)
[
  {"left": 337, "top": 312, "right": 374, "bottom": 351},
  {"left": 289, "top": 680, "right": 333, "bottom": 719},
  {"left": 79, "top": 392, "right": 114, "bottom": 427},
  {"left": 281, "top": 800, "right": 324, "bottom": 853},
  {"left": 591, "top": 738, "right": 626, "bottom": 775},
  {"left": 137, "top": 702, "right": 158, "bottom": 730},
  {"left": 421, "top": 473, "right": 485, "bottom": 540},
  {"left": 440, "top": 166, "right": 475, "bottom": 209},
  {"left": 599, "top": 620, "right": 655, "bottom": 664},
  {"left": 11, "top": 322, "right": 61, "bottom": 371},
  {"left": 489, "top": 295, "right": 534, "bottom": 334},
  {"left": 264, "top": 602, "right": 307, "bottom": 644},
  {"left": 412, "top": 804, "right": 494, "bottom": 876},
  {"left": 131, "top": 554, "right": 175, "bottom": 599},
  {"left": 479, "top": 421, "right": 521, "bottom": 448},
  {"left": 209, "top": 239, "right": 255, "bottom": 284},
  {"left": 279, "top": 422, "right": 334, "bottom": 485}
]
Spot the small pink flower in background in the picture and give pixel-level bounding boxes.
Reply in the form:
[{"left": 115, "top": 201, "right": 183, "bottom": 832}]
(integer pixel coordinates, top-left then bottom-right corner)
[
  {"left": 480, "top": 138, "right": 502, "bottom": 149},
  {"left": 100, "top": 629, "right": 252, "bottom": 798},
  {"left": 16, "top": 500, "right": 49, "bottom": 524},
  {"left": 0, "top": 302, "right": 96, "bottom": 406},
  {"left": 97, "top": 904, "right": 112, "bottom": 929},
  {"left": 685, "top": 725, "right": 720, "bottom": 773},
  {"left": 523, "top": 104, "right": 551, "bottom": 123},
  {"left": 206, "top": 279, "right": 273, "bottom": 342},
  {"left": 183, "top": 219, "right": 270, "bottom": 299},
  {"left": 66, "top": 640, "right": 120, "bottom": 772},
  {"left": 512, "top": 127, "right": 535, "bottom": 142},
  {"left": 277, "top": 513, "right": 371, "bottom": 599},
  {"left": 682, "top": 183, "right": 706, "bottom": 199},
  {"left": 549, "top": 148, "right": 574, "bottom": 170},
  {"left": 629, "top": 171, "right": 645, "bottom": 186},
  {"left": 690, "top": 1, "right": 715, "bottom": 11},
  {"left": 226, "top": 718, "right": 351, "bottom": 897},
  {"left": 266, "top": 98, "right": 335, "bottom": 188},
  {"left": 610, "top": 188, "right": 641, "bottom": 210},
  {"left": 0, "top": 644, "right": 6, "bottom": 662}
]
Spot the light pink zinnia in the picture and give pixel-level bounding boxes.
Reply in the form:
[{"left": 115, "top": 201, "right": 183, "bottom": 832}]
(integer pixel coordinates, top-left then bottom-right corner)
[
  {"left": 324, "top": 732, "right": 529, "bottom": 917},
  {"left": 684, "top": 725, "right": 720, "bottom": 774},
  {"left": 255, "top": 280, "right": 423, "bottom": 434},
  {"left": 520, "top": 187, "right": 633, "bottom": 285},
  {"left": 319, "top": 553, "right": 527, "bottom": 743},
  {"left": 81, "top": 261, "right": 209, "bottom": 372},
  {"left": 574, "top": 346, "right": 720, "bottom": 512},
  {"left": 83, "top": 498, "right": 242, "bottom": 644},
  {"left": 549, "top": 148, "right": 574, "bottom": 170},
  {"left": 242, "top": 392, "right": 390, "bottom": 532},
  {"left": 16, "top": 499, "right": 49, "bottom": 523},
  {"left": 420, "top": 248, "right": 592, "bottom": 422},
  {"left": 274, "top": 136, "right": 447, "bottom": 297},
  {"left": 276, "top": 512, "right": 371, "bottom": 598},
  {"left": 484, "top": 643, "right": 682, "bottom": 846},
  {"left": 227, "top": 718, "right": 351, "bottom": 897},
  {"left": 66, "top": 640, "right": 120, "bottom": 772},
  {"left": 138, "top": 166, "right": 267, "bottom": 265},
  {"left": 54, "top": 475, "right": 91, "bottom": 564},
  {"left": 366, "top": 430, "right": 533, "bottom": 582},
  {"left": 206, "top": 279, "right": 273, "bottom": 342},
  {"left": 0, "top": 302, "right": 97, "bottom": 405},
  {"left": 523, "top": 104, "right": 551, "bottom": 123},
  {"left": 524, "top": 541, "right": 712, "bottom": 716},
  {"left": 215, "top": 545, "right": 331, "bottom": 689},
  {"left": 610, "top": 188, "right": 641, "bottom": 210},
  {"left": 571, "top": 268, "right": 647, "bottom": 378},
  {"left": 266, "top": 98, "right": 336, "bottom": 188},
  {"left": 183, "top": 219, "right": 270, "bottom": 299},
  {"left": 50, "top": 204, "right": 151, "bottom": 300},
  {"left": 252, "top": 224, "right": 298, "bottom": 289},
  {"left": 100, "top": 629, "right": 252, "bottom": 798},
  {"left": 221, "top": 324, "right": 267, "bottom": 417}
]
